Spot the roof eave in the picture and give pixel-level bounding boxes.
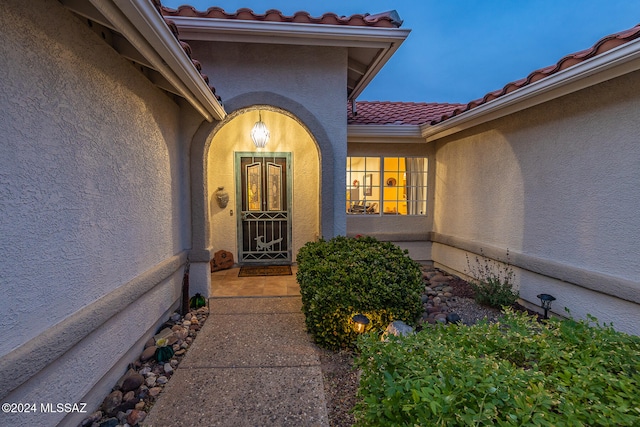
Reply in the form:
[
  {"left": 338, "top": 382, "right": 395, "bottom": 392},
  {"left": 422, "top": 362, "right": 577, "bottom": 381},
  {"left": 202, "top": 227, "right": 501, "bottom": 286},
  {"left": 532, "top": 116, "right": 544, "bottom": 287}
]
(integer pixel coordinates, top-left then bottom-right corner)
[
  {"left": 348, "top": 124, "right": 423, "bottom": 143},
  {"left": 421, "top": 38, "right": 640, "bottom": 142},
  {"left": 92, "top": 0, "right": 226, "bottom": 122},
  {"left": 167, "top": 16, "right": 410, "bottom": 101}
]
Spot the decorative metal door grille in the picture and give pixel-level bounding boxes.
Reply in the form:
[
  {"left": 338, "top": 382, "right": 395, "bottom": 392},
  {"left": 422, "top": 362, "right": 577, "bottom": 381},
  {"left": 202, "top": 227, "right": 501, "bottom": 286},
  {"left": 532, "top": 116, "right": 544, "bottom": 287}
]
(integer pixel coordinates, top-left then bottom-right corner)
[{"left": 236, "top": 153, "right": 291, "bottom": 264}]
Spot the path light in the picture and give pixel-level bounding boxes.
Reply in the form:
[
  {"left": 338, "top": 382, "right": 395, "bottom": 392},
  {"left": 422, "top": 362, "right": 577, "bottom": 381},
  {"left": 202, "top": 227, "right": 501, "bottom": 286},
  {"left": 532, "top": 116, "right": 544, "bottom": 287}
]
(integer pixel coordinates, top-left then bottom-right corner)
[
  {"left": 251, "top": 111, "right": 270, "bottom": 149},
  {"left": 352, "top": 314, "right": 370, "bottom": 334},
  {"left": 537, "top": 293, "right": 556, "bottom": 319}
]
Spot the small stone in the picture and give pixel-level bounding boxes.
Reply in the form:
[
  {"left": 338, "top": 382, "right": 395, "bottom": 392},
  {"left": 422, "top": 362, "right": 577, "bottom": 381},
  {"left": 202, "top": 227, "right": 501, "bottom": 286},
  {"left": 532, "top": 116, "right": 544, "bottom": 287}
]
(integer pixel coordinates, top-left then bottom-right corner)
[
  {"left": 139, "top": 366, "right": 151, "bottom": 376},
  {"left": 123, "top": 391, "right": 136, "bottom": 403},
  {"left": 135, "top": 401, "right": 146, "bottom": 410},
  {"left": 432, "top": 296, "right": 442, "bottom": 305},
  {"left": 434, "top": 313, "right": 448, "bottom": 323},
  {"left": 145, "top": 376, "right": 156, "bottom": 387},
  {"left": 190, "top": 324, "right": 200, "bottom": 331},
  {"left": 170, "top": 359, "right": 179, "bottom": 367},
  {"left": 101, "top": 390, "right": 122, "bottom": 417},
  {"left": 426, "top": 305, "right": 442, "bottom": 314},
  {"left": 383, "top": 320, "right": 414, "bottom": 339},
  {"left": 140, "top": 346, "right": 157, "bottom": 362},
  {"left": 443, "top": 286, "right": 454, "bottom": 293},
  {"left": 156, "top": 376, "right": 168, "bottom": 385},
  {"left": 446, "top": 313, "right": 462, "bottom": 324},
  {"left": 163, "top": 363, "right": 173, "bottom": 374},
  {"left": 171, "top": 313, "right": 181, "bottom": 322},
  {"left": 190, "top": 317, "right": 199, "bottom": 325},
  {"left": 175, "top": 349, "right": 186, "bottom": 356},
  {"left": 144, "top": 338, "right": 155, "bottom": 348},
  {"left": 127, "top": 409, "right": 147, "bottom": 426},
  {"left": 443, "top": 292, "right": 453, "bottom": 298},
  {"left": 149, "top": 387, "right": 163, "bottom": 397},
  {"left": 184, "top": 313, "right": 193, "bottom": 321},
  {"left": 182, "top": 320, "right": 191, "bottom": 327},
  {"left": 81, "top": 410, "right": 103, "bottom": 426},
  {"left": 420, "top": 295, "right": 429, "bottom": 304},
  {"left": 98, "top": 417, "right": 119, "bottom": 427},
  {"left": 121, "top": 373, "right": 144, "bottom": 393}
]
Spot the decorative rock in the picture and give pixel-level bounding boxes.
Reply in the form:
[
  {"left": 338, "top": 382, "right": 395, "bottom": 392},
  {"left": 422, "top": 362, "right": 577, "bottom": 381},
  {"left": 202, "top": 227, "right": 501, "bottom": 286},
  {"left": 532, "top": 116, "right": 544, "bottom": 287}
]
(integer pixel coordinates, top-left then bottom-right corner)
[
  {"left": 175, "top": 349, "right": 186, "bottom": 356},
  {"left": 121, "top": 373, "right": 144, "bottom": 393},
  {"left": 156, "top": 375, "right": 168, "bottom": 385},
  {"left": 211, "top": 249, "right": 234, "bottom": 272},
  {"left": 149, "top": 387, "right": 163, "bottom": 397},
  {"left": 145, "top": 376, "right": 157, "bottom": 387},
  {"left": 135, "top": 401, "right": 146, "bottom": 410},
  {"left": 101, "top": 390, "right": 122, "bottom": 417},
  {"left": 383, "top": 320, "right": 415, "bottom": 338},
  {"left": 127, "top": 409, "right": 147, "bottom": 426},
  {"left": 140, "top": 345, "right": 157, "bottom": 362},
  {"left": 163, "top": 363, "right": 173, "bottom": 374},
  {"left": 446, "top": 313, "right": 462, "bottom": 324},
  {"left": 182, "top": 320, "right": 191, "bottom": 327},
  {"left": 432, "top": 296, "right": 442, "bottom": 305},
  {"left": 122, "top": 391, "right": 136, "bottom": 403},
  {"left": 170, "top": 312, "right": 181, "bottom": 322},
  {"left": 98, "top": 417, "right": 119, "bottom": 427},
  {"left": 434, "top": 313, "right": 448, "bottom": 323},
  {"left": 144, "top": 338, "right": 155, "bottom": 348},
  {"left": 81, "top": 410, "right": 103, "bottom": 426},
  {"left": 139, "top": 366, "right": 151, "bottom": 376}
]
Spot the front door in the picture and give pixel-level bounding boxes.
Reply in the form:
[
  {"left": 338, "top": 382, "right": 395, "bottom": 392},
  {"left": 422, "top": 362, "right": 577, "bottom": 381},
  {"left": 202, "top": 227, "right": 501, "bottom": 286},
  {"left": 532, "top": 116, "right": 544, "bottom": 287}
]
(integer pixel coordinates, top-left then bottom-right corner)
[{"left": 235, "top": 152, "right": 292, "bottom": 264}]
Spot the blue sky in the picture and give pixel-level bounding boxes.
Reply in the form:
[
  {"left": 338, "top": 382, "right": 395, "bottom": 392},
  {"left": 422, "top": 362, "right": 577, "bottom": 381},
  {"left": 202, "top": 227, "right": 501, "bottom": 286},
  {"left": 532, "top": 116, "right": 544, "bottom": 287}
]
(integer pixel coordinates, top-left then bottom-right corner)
[{"left": 162, "top": 0, "right": 640, "bottom": 103}]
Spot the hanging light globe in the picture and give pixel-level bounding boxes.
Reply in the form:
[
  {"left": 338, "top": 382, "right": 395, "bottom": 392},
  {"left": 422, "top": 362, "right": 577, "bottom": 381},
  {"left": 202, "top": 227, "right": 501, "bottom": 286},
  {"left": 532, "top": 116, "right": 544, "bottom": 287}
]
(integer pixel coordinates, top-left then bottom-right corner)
[{"left": 251, "top": 111, "right": 270, "bottom": 148}]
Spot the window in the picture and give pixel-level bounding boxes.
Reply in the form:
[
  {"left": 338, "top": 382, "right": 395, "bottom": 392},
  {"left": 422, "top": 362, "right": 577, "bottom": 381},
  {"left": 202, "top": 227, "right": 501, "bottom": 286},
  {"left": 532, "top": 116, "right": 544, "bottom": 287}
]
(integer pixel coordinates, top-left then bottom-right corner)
[{"left": 346, "top": 156, "right": 428, "bottom": 215}]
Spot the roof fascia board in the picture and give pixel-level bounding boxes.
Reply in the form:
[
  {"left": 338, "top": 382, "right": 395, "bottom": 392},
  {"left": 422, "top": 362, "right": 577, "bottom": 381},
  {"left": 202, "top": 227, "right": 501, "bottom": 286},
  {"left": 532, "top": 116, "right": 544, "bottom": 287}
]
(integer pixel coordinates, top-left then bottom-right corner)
[
  {"left": 348, "top": 124, "right": 423, "bottom": 142},
  {"left": 421, "top": 38, "right": 640, "bottom": 142},
  {"left": 167, "top": 16, "right": 410, "bottom": 48},
  {"left": 91, "top": 0, "right": 226, "bottom": 122}
]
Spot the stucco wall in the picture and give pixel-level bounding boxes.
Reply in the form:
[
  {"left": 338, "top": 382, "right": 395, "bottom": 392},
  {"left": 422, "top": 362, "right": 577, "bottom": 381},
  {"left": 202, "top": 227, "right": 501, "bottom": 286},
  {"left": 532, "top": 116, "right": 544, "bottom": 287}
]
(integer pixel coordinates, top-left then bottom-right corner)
[
  {"left": 0, "top": 0, "right": 192, "bottom": 423},
  {"left": 207, "top": 110, "right": 320, "bottom": 262},
  {"left": 189, "top": 40, "right": 347, "bottom": 239},
  {"left": 431, "top": 72, "right": 640, "bottom": 334}
]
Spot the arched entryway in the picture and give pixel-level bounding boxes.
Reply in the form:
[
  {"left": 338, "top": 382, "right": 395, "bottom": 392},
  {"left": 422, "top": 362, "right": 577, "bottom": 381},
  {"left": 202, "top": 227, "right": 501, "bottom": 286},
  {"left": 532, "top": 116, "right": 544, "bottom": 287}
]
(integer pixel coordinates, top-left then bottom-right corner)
[{"left": 206, "top": 106, "right": 321, "bottom": 266}]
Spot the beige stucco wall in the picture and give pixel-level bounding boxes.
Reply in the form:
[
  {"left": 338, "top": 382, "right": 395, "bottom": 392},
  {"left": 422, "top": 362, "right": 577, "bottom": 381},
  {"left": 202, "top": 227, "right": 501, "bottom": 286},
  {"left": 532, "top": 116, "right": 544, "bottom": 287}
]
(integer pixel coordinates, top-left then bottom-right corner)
[
  {"left": 0, "top": 0, "right": 197, "bottom": 424},
  {"left": 430, "top": 72, "right": 640, "bottom": 334},
  {"left": 207, "top": 110, "right": 320, "bottom": 262}
]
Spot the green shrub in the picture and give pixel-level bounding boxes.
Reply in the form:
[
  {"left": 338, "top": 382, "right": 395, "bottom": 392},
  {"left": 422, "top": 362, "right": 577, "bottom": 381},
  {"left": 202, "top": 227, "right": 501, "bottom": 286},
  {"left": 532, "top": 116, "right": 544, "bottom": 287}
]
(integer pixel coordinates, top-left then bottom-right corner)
[
  {"left": 296, "top": 236, "right": 423, "bottom": 350},
  {"left": 354, "top": 309, "right": 640, "bottom": 426},
  {"left": 466, "top": 250, "right": 519, "bottom": 308}
]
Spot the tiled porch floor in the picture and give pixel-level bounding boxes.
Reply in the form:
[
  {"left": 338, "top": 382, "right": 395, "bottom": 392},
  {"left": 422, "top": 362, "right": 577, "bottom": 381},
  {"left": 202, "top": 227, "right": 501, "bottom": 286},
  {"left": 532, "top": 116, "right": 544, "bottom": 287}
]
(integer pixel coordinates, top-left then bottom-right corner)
[{"left": 211, "top": 265, "right": 300, "bottom": 297}]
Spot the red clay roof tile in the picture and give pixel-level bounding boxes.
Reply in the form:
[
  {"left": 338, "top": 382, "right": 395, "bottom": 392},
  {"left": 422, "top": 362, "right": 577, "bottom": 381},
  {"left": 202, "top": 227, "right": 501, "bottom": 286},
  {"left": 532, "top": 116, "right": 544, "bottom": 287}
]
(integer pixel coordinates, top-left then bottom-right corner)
[
  {"left": 348, "top": 101, "right": 464, "bottom": 125},
  {"left": 432, "top": 23, "right": 640, "bottom": 125},
  {"left": 150, "top": 0, "right": 221, "bottom": 101},
  {"left": 161, "top": 5, "right": 402, "bottom": 28}
]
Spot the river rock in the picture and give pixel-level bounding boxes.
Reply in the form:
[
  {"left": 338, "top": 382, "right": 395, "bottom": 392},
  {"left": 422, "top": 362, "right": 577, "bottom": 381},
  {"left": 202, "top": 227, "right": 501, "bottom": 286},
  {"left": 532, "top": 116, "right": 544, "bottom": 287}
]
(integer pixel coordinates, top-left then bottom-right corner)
[
  {"left": 127, "top": 409, "right": 147, "bottom": 425},
  {"left": 121, "top": 373, "right": 144, "bottom": 393},
  {"left": 140, "top": 346, "right": 157, "bottom": 362},
  {"left": 383, "top": 320, "right": 414, "bottom": 339},
  {"left": 101, "top": 390, "right": 122, "bottom": 417}
]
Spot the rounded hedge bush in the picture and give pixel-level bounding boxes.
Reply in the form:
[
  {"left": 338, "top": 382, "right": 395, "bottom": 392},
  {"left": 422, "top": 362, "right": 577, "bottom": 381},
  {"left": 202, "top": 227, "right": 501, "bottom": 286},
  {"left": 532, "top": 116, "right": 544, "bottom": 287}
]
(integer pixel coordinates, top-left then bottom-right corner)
[{"left": 296, "top": 236, "right": 423, "bottom": 350}]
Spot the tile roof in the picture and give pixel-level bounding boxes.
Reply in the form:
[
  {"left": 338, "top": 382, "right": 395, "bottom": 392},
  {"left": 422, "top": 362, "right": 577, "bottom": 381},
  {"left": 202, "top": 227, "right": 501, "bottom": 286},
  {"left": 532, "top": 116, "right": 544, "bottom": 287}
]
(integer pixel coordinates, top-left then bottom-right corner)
[
  {"left": 161, "top": 6, "right": 402, "bottom": 28},
  {"left": 348, "top": 101, "right": 464, "bottom": 125},
  {"left": 431, "top": 23, "right": 640, "bottom": 125},
  {"left": 151, "top": 0, "right": 221, "bottom": 101}
]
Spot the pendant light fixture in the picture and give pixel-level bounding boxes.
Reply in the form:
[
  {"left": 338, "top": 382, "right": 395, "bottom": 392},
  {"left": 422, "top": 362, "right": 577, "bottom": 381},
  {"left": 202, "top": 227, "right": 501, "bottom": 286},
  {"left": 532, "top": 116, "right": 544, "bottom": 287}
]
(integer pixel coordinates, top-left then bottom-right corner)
[{"left": 251, "top": 110, "right": 270, "bottom": 149}]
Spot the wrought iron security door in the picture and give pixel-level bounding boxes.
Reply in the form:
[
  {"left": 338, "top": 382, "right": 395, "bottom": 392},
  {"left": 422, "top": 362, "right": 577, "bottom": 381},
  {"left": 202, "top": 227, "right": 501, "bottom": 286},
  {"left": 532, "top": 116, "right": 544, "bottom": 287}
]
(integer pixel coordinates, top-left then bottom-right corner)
[{"left": 236, "top": 153, "right": 292, "bottom": 264}]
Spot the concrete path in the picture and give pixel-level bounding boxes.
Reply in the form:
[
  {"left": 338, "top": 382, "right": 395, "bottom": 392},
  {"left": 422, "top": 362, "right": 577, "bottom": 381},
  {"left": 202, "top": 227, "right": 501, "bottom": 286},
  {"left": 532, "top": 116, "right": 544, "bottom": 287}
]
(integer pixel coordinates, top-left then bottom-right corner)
[{"left": 142, "top": 296, "right": 329, "bottom": 427}]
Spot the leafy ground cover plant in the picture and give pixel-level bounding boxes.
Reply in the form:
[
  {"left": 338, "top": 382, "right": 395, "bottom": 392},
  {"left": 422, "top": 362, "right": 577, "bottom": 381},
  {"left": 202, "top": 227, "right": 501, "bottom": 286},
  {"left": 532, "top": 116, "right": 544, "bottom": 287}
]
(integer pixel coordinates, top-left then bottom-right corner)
[
  {"left": 354, "top": 309, "right": 640, "bottom": 426},
  {"left": 296, "top": 236, "right": 423, "bottom": 350},
  {"left": 466, "top": 249, "right": 519, "bottom": 308}
]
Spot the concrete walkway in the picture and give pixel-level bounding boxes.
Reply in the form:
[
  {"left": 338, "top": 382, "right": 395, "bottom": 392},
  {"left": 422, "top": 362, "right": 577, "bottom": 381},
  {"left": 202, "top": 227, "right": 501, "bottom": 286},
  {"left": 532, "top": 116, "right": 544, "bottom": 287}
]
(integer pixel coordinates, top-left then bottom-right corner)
[{"left": 142, "top": 296, "right": 329, "bottom": 427}]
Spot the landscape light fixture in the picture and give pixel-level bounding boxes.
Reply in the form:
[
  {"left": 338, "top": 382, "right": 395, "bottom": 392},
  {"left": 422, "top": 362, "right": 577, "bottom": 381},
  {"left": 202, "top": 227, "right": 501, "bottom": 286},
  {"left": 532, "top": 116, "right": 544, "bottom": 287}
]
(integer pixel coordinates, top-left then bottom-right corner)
[
  {"left": 251, "top": 110, "right": 270, "bottom": 149},
  {"left": 536, "top": 293, "right": 556, "bottom": 319},
  {"left": 352, "top": 314, "right": 370, "bottom": 334}
]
